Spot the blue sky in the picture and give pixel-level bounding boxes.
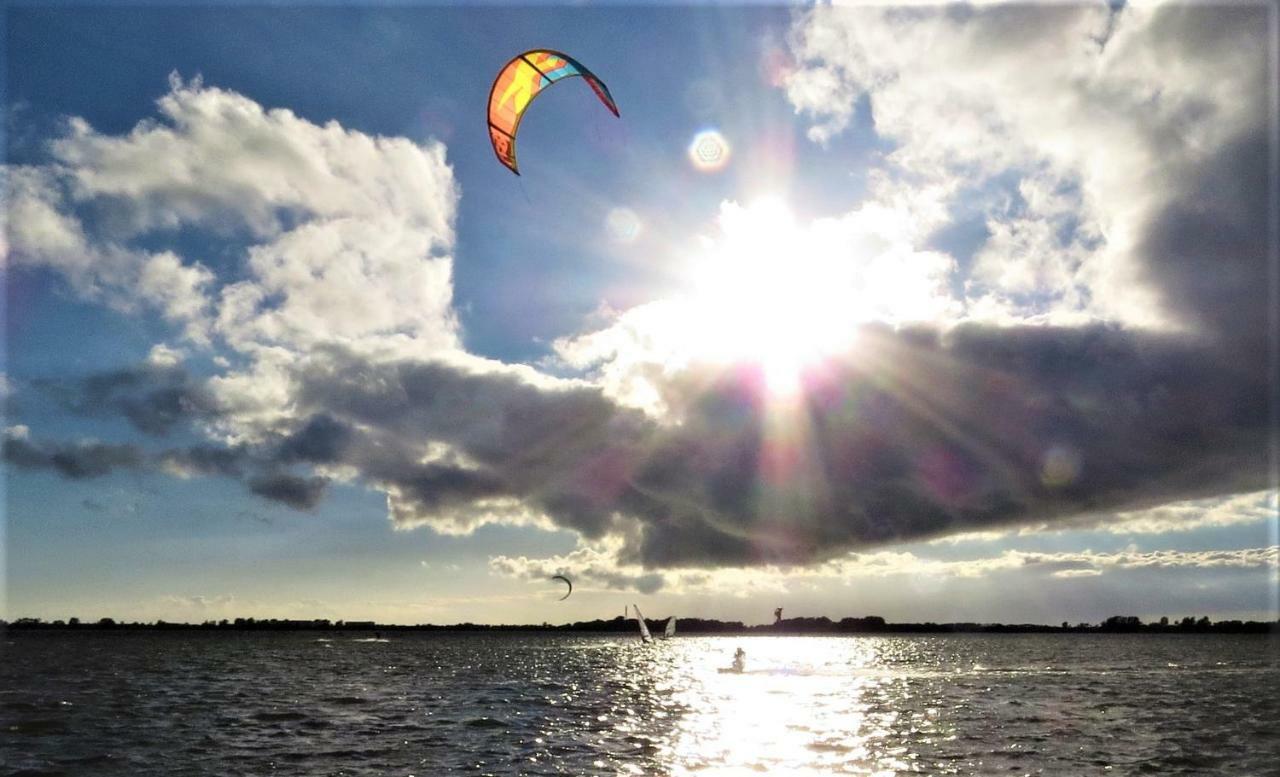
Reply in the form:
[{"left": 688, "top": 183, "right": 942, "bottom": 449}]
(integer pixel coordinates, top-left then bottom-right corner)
[{"left": 3, "top": 2, "right": 1277, "bottom": 625}]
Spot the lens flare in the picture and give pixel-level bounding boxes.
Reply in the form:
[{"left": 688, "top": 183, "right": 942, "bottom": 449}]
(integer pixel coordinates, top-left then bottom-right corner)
[
  {"left": 605, "top": 207, "right": 642, "bottom": 243},
  {"left": 688, "top": 129, "right": 731, "bottom": 172},
  {"left": 1041, "top": 445, "right": 1082, "bottom": 488}
]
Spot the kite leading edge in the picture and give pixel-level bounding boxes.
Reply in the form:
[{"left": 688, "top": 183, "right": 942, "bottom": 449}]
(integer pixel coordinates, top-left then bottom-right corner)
[
  {"left": 487, "top": 50, "right": 620, "bottom": 175},
  {"left": 550, "top": 574, "right": 573, "bottom": 601}
]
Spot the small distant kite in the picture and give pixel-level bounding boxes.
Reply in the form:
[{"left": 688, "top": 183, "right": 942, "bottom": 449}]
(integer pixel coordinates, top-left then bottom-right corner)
[
  {"left": 487, "top": 49, "right": 620, "bottom": 175},
  {"left": 550, "top": 574, "right": 573, "bottom": 601}
]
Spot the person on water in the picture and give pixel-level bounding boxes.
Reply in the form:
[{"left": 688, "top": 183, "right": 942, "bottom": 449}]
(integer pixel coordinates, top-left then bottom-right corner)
[{"left": 731, "top": 647, "right": 746, "bottom": 673}]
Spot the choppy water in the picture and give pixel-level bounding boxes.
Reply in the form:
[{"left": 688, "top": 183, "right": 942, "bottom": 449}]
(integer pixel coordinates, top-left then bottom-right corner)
[{"left": 2, "top": 632, "right": 1277, "bottom": 776}]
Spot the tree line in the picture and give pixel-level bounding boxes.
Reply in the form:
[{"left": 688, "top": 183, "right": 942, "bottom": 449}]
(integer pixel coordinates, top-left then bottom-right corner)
[{"left": 3, "top": 613, "right": 1276, "bottom": 634}]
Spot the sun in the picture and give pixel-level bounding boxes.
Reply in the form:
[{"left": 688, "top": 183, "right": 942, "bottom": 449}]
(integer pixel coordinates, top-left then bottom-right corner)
[
  {"left": 581, "top": 195, "right": 958, "bottom": 406},
  {"left": 675, "top": 197, "right": 865, "bottom": 395}
]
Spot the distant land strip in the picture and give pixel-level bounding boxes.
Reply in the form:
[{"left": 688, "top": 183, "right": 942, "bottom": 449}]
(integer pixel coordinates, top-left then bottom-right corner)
[{"left": 4, "top": 615, "right": 1277, "bottom": 635}]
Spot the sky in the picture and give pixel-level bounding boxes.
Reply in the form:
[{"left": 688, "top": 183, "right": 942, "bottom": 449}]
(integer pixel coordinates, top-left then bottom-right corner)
[{"left": 3, "top": 1, "right": 1277, "bottom": 626}]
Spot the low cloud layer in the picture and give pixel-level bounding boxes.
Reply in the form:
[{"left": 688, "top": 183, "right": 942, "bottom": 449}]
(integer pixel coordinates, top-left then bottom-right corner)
[
  {"left": 39, "top": 361, "right": 221, "bottom": 437},
  {"left": 489, "top": 542, "right": 1278, "bottom": 598},
  {"left": 3, "top": 426, "right": 144, "bottom": 479},
  {"left": 19, "top": 317, "right": 1264, "bottom": 568}
]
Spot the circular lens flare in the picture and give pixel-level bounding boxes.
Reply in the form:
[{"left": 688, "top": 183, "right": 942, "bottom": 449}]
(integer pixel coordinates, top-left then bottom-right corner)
[
  {"left": 605, "top": 207, "right": 642, "bottom": 243},
  {"left": 688, "top": 129, "right": 731, "bottom": 172}
]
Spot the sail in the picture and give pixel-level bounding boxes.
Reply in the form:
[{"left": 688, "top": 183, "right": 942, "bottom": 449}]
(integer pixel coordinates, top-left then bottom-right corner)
[
  {"left": 663, "top": 616, "right": 676, "bottom": 638},
  {"left": 633, "top": 605, "right": 653, "bottom": 642}
]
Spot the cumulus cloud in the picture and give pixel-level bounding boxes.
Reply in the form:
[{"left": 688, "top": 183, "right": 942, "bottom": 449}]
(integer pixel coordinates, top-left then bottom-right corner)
[
  {"left": 6, "top": 73, "right": 460, "bottom": 356},
  {"left": 12, "top": 307, "right": 1271, "bottom": 567},
  {"left": 5, "top": 165, "right": 217, "bottom": 343},
  {"left": 932, "top": 490, "right": 1279, "bottom": 544},
  {"left": 1, "top": 423, "right": 325, "bottom": 511},
  {"left": 489, "top": 541, "right": 665, "bottom": 596},
  {"left": 783, "top": 2, "right": 1270, "bottom": 330},
  {"left": 247, "top": 472, "right": 329, "bottom": 511},
  {"left": 2, "top": 428, "right": 144, "bottom": 479},
  {"left": 176, "top": 320, "right": 1262, "bottom": 567},
  {"left": 39, "top": 362, "right": 221, "bottom": 437},
  {"left": 488, "top": 541, "right": 1278, "bottom": 596},
  {"left": 831, "top": 545, "right": 1280, "bottom": 580},
  {"left": 1068, "top": 490, "right": 1278, "bottom": 536},
  {"left": 482, "top": 2, "right": 1272, "bottom": 567},
  {"left": 156, "top": 445, "right": 246, "bottom": 480}
]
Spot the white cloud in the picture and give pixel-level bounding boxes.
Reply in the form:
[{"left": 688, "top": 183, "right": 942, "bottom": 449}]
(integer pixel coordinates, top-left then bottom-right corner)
[
  {"left": 816, "top": 545, "right": 1279, "bottom": 584},
  {"left": 490, "top": 538, "right": 665, "bottom": 595},
  {"left": 4, "top": 76, "right": 476, "bottom": 530},
  {"left": 144, "top": 344, "right": 186, "bottom": 368},
  {"left": 933, "top": 491, "right": 1279, "bottom": 543},
  {"left": 784, "top": 2, "right": 1267, "bottom": 329},
  {"left": 490, "top": 540, "right": 1278, "bottom": 596},
  {"left": 389, "top": 494, "right": 554, "bottom": 536},
  {"left": 51, "top": 73, "right": 455, "bottom": 241},
  {"left": 5, "top": 166, "right": 217, "bottom": 343},
  {"left": 217, "top": 214, "right": 457, "bottom": 354},
  {"left": 1101, "top": 490, "right": 1278, "bottom": 535},
  {"left": 7, "top": 74, "right": 460, "bottom": 361}
]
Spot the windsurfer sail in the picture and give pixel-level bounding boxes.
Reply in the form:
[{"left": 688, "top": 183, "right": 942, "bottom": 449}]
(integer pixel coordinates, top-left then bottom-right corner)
[
  {"left": 662, "top": 616, "right": 676, "bottom": 639},
  {"left": 632, "top": 604, "right": 653, "bottom": 643}
]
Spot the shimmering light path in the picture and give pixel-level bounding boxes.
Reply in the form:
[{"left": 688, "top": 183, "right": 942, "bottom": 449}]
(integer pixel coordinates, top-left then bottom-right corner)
[{"left": 2, "top": 633, "right": 1276, "bottom": 775}]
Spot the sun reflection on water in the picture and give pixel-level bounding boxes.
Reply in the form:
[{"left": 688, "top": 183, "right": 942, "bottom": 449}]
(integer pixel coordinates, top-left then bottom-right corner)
[{"left": 633, "top": 637, "right": 927, "bottom": 776}]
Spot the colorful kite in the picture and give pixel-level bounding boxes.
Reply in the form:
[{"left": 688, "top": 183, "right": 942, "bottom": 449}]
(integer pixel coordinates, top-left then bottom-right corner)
[{"left": 487, "top": 50, "right": 620, "bottom": 175}]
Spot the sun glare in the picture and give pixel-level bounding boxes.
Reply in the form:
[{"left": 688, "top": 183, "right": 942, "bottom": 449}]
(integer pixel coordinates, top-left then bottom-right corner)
[
  {"left": 677, "top": 198, "right": 861, "bottom": 394},
  {"left": 655, "top": 196, "right": 959, "bottom": 397}
]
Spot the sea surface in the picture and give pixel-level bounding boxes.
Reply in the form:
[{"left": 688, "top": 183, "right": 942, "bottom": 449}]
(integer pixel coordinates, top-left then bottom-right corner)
[{"left": 2, "top": 631, "right": 1277, "bottom": 776}]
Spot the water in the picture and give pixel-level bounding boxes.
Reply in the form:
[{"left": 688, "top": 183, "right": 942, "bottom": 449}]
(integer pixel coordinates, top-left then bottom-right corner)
[{"left": 2, "top": 632, "right": 1277, "bottom": 776}]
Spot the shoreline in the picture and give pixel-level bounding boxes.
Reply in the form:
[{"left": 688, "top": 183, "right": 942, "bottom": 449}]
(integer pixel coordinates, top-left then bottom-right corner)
[{"left": 5, "top": 615, "right": 1277, "bottom": 635}]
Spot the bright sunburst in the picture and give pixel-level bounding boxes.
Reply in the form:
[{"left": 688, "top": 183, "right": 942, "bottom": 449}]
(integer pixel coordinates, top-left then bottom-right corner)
[
  {"left": 679, "top": 198, "right": 854, "bottom": 394},
  {"left": 672, "top": 196, "right": 955, "bottom": 395},
  {"left": 563, "top": 196, "right": 958, "bottom": 409}
]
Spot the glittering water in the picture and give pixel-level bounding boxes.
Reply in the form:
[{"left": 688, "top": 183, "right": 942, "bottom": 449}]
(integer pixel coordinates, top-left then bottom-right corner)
[{"left": 2, "top": 632, "right": 1277, "bottom": 776}]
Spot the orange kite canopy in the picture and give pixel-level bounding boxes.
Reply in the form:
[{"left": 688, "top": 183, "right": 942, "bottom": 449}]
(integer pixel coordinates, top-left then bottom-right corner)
[{"left": 487, "top": 49, "right": 620, "bottom": 175}]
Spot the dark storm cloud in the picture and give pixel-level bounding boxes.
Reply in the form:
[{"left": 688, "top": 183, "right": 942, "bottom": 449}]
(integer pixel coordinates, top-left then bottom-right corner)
[
  {"left": 247, "top": 472, "right": 329, "bottom": 510},
  {"left": 2, "top": 425, "right": 321, "bottom": 510},
  {"left": 381, "top": 462, "right": 507, "bottom": 512},
  {"left": 157, "top": 444, "right": 248, "bottom": 478},
  {"left": 276, "top": 414, "right": 353, "bottom": 464},
  {"left": 40, "top": 364, "right": 221, "bottom": 436},
  {"left": 1137, "top": 129, "right": 1272, "bottom": 358},
  {"left": 621, "top": 322, "right": 1269, "bottom": 566},
  {"left": 3, "top": 432, "right": 145, "bottom": 479},
  {"left": 285, "top": 352, "right": 647, "bottom": 537}
]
